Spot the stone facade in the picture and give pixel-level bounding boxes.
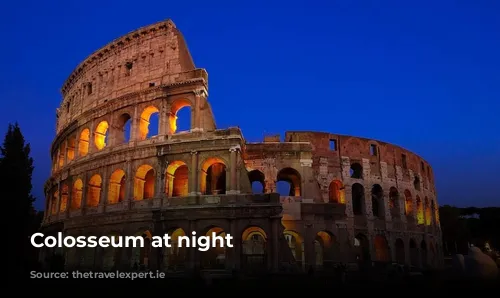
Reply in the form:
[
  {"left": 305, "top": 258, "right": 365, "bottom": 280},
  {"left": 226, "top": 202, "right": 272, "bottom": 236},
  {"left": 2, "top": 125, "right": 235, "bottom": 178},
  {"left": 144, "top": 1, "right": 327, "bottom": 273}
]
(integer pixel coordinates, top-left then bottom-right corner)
[{"left": 41, "top": 19, "right": 443, "bottom": 274}]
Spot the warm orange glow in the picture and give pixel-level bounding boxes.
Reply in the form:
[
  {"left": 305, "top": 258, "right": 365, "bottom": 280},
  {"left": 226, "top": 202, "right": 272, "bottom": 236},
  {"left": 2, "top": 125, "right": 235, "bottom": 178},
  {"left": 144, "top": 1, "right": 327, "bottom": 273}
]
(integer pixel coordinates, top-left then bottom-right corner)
[
  {"left": 374, "top": 235, "right": 390, "bottom": 262},
  {"left": 416, "top": 196, "right": 424, "bottom": 224},
  {"left": 134, "top": 164, "right": 155, "bottom": 200},
  {"left": 87, "top": 174, "right": 102, "bottom": 207},
  {"left": 67, "top": 135, "right": 76, "bottom": 162},
  {"left": 200, "top": 157, "right": 226, "bottom": 195},
  {"left": 316, "top": 231, "right": 334, "bottom": 249},
  {"left": 139, "top": 106, "right": 159, "bottom": 140},
  {"left": 59, "top": 184, "right": 69, "bottom": 212},
  {"left": 108, "top": 169, "right": 126, "bottom": 204},
  {"left": 404, "top": 189, "right": 412, "bottom": 215},
  {"left": 78, "top": 128, "right": 90, "bottom": 157},
  {"left": 425, "top": 197, "right": 432, "bottom": 225},
  {"left": 165, "top": 161, "right": 188, "bottom": 197},
  {"left": 94, "top": 121, "right": 109, "bottom": 150},
  {"left": 58, "top": 142, "right": 66, "bottom": 168},
  {"left": 168, "top": 99, "right": 191, "bottom": 134},
  {"left": 170, "top": 228, "right": 186, "bottom": 240},
  {"left": 284, "top": 230, "right": 304, "bottom": 262},
  {"left": 242, "top": 226, "right": 267, "bottom": 241},
  {"left": 328, "top": 180, "right": 344, "bottom": 203},
  {"left": 51, "top": 191, "right": 59, "bottom": 215},
  {"left": 71, "top": 179, "right": 83, "bottom": 209}
]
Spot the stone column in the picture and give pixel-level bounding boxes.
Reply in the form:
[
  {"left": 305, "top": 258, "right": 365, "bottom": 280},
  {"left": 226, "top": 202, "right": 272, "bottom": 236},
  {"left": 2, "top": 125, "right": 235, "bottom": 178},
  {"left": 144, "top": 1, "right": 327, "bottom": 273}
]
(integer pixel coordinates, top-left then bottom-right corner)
[
  {"left": 98, "top": 167, "right": 109, "bottom": 213},
  {"left": 66, "top": 178, "right": 73, "bottom": 218},
  {"left": 230, "top": 220, "right": 241, "bottom": 270},
  {"left": 130, "top": 106, "right": 138, "bottom": 143},
  {"left": 155, "top": 159, "right": 166, "bottom": 197},
  {"left": 228, "top": 145, "right": 241, "bottom": 194},
  {"left": 383, "top": 190, "right": 392, "bottom": 222},
  {"left": 189, "top": 151, "right": 199, "bottom": 195},
  {"left": 124, "top": 160, "right": 133, "bottom": 209},
  {"left": 56, "top": 181, "right": 62, "bottom": 216},
  {"left": 299, "top": 159, "right": 313, "bottom": 198},
  {"left": 271, "top": 217, "right": 280, "bottom": 272},
  {"left": 81, "top": 173, "right": 89, "bottom": 215},
  {"left": 192, "top": 89, "right": 205, "bottom": 132}
]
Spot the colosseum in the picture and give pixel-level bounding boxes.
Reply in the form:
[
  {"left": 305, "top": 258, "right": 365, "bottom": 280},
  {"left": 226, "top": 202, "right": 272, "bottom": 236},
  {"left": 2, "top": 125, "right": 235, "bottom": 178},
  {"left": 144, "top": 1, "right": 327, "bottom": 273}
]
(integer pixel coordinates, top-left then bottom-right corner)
[{"left": 41, "top": 19, "right": 443, "bottom": 275}]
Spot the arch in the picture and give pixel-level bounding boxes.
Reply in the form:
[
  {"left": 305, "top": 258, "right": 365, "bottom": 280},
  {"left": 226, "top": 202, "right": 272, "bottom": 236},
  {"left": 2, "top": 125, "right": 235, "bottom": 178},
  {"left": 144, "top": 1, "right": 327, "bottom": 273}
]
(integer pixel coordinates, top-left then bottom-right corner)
[
  {"left": 373, "top": 235, "right": 390, "bottom": 262},
  {"left": 169, "top": 98, "right": 192, "bottom": 134},
  {"left": 389, "top": 187, "right": 400, "bottom": 218},
  {"left": 59, "top": 184, "right": 69, "bottom": 212},
  {"left": 315, "top": 231, "right": 337, "bottom": 268},
  {"left": 248, "top": 170, "right": 265, "bottom": 194},
  {"left": 163, "top": 228, "right": 187, "bottom": 270},
  {"left": 351, "top": 183, "right": 365, "bottom": 215},
  {"left": 58, "top": 142, "right": 66, "bottom": 168},
  {"left": 134, "top": 164, "right": 155, "bottom": 200},
  {"left": 67, "top": 135, "right": 76, "bottom": 162},
  {"left": 201, "top": 226, "right": 226, "bottom": 269},
  {"left": 395, "top": 238, "right": 405, "bottom": 264},
  {"left": 284, "top": 230, "right": 305, "bottom": 268},
  {"left": 107, "top": 169, "right": 126, "bottom": 204},
  {"left": 241, "top": 226, "right": 267, "bottom": 272},
  {"left": 276, "top": 167, "right": 301, "bottom": 196},
  {"left": 86, "top": 174, "right": 102, "bottom": 207},
  {"left": 328, "top": 180, "right": 345, "bottom": 203},
  {"left": 404, "top": 189, "right": 413, "bottom": 216},
  {"left": 413, "top": 176, "right": 420, "bottom": 190},
  {"left": 371, "top": 184, "right": 384, "bottom": 218},
  {"left": 416, "top": 196, "right": 424, "bottom": 224},
  {"left": 139, "top": 105, "right": 160, "bottom": 140},
  {"left": 354, "top": 233, "right": 371, "bottom": 263},
  {"left": 71, "top": 179, "right": 83, "bottom": 210},
  {"left": 130, "top": 230, "right": 153, "bottom": 270},
  {"left": 165, "top": 161, "right": 189, "bottom": 197},
  {"left": 115, "top": 113, "right": 132, "bottom": 144},
  {"left": 51, "top": 190, "right": 59, "bottom": 215},
  {"left": 94, "top": 121, "right": 109, "bottom": 150},
  {"left": 425, "top": 197, "right": 432, "bottom": 225},
  {"left": 409, "top": 238, "right": 418, "bottom": 266},
  {"left": 78, "top": 128, "right": 90, "bottom": 157},
  {"left": 200, "top": 157, "right": 227, "bottom": 195},
  {"left": 350, "top": 163, "right": 363, "bottom": 179}
]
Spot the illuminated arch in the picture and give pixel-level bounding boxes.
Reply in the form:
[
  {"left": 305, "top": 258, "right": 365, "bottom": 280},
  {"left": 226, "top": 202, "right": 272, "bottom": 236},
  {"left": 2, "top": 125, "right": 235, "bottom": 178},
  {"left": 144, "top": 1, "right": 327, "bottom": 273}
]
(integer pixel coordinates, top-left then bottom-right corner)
[
  {"left": 108, "top": 169, "right": 126, "bottom": 204},
  {"left": 86, "top": 174, "right": 102, "bottom": 207},
  {"left": 78, "top": 128, "right": 90, "bottom": 157},
  {"left": 169, "top": 98, "right": 192, "bottom": 134},
  {"left": 134, "top": 164, "right": 155, "bottom": 200},
  {"left": 165, "top": 161, "right": 188, "bottom": 197},
  {"left": 71, "top": 179, "right": 83, "bottom": 210},
  {"left": 94, "top": 121, "right": 109, "bottom": 150},
  {"left": 200, "top": 157, "right": 227, "bottom": 195},
  {"left": 276, "top": 167, "right": 301, "bottom": 196},
  {"left": 328, "top": 180, "right": 344, "bottom": 203},
  {"left": 416, "top": 196, "right": 424, "bottom": 224},
  {"left": 404, "top": 189, "right": 413, "bottom": 215},
  {"left": 139, "top": 105, "right": 160, "bottom": 140}
]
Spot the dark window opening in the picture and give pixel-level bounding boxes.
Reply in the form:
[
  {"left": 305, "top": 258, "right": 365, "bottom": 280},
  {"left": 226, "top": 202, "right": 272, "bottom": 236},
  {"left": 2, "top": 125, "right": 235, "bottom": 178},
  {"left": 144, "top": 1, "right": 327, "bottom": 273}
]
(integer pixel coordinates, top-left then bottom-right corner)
[
  {"left": 350, "top": 163, "right": 363, "bottom": 179},
  {"left": 421, "top": 161, "right": 424, "bottom": 172},
  {"left": 329, "top": 139, "right": 337, "bottom": 151},
  {"left": 402, "top": 154, "right": 407, "bottom": 169},
  {"left": 87, "top": 83, "right": 93, "bottom": 95},
  {"left": 369, "top": 144, "right": 377, "bottom": 156},
  {"left": 149, "top": 82, "right": 155, "bottom": 87}
]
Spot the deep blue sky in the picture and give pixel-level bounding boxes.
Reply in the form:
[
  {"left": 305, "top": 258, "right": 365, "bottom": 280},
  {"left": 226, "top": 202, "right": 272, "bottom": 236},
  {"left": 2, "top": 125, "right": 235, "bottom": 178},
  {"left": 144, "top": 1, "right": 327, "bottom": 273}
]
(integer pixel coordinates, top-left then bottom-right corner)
[{"left": 1, "top": 0, "right": 499, "bottom": 210}]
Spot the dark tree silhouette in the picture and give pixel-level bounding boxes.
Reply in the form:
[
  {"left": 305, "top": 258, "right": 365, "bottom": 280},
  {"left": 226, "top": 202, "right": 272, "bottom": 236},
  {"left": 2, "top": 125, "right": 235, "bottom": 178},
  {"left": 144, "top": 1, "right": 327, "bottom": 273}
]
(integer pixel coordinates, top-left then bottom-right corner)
[{"left": 0, "top": 123, "right": 37, "bottom": 276}]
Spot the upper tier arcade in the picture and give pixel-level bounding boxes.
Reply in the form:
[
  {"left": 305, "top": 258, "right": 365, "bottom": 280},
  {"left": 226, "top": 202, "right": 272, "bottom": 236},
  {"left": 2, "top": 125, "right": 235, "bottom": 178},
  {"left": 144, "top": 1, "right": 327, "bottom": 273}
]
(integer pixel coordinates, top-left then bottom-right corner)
[{"left": 56, "top": 19, "right": 200, "bottom": 134}]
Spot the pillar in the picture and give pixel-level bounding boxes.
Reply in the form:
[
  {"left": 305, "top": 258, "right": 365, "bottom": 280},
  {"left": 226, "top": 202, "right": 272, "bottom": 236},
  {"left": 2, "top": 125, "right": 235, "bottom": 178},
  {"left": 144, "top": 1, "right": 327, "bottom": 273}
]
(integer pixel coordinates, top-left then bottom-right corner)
[
  {"left": 228, "top": 145, "right": 240, "bottom": 194},
  {"left": 189, "top": 151, "right": 199, "bottom": 195},
  {"left": 124, "top": 160, "right": 133, "bottom": 209}
]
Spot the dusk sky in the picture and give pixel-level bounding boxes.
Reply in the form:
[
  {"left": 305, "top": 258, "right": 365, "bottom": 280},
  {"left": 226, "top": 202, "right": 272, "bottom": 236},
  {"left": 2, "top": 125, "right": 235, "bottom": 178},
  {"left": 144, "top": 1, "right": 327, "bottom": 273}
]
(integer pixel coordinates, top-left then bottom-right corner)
[{"left": 1, "top": 0, "right": 498, "bottom": 210}]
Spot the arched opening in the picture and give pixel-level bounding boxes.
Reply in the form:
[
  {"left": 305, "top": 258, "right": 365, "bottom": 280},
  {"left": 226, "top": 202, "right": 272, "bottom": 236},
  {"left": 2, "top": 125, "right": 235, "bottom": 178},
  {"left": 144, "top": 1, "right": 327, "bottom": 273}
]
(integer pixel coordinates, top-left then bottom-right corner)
[
  {"left": 354, "top": 233, "right": 371, "bottom": 264},
  {"left": 413, "top": 176, "right": 420, "bottom": 190},
  {"left": 163, "top": 228, "right": 186, "bottom": 271},
  {"left": 409, "top": 239, "right": 418, "bottom": 267},
  {"left": 59, "top": 184, "right": 69, "bottom": 212},
  {"left": 315, "top": 231, "right": 336, "bottom": 268},
  {"left": 328, "top": 180, "right": 344, "bottom": 203},
  {"left": 350, "top": 163, "right": 363, "bottom": 179},
  {"left": 389, "top": 187, "right": 400, "bottom": 218},
  {"left": 67, "top": 135, "right": 76, "bottom": 162},
  {"left": 284, "top": 230, "right": 304, "bottom": 269},
  {"left": 71, "top": 179, "right": 83, "bottom": 210},
  {"left": 242, "top": 226, "right": 267, "bottom": 272},
  {"left": 102, "top": 233, "right": 119, "bottom": 271},
  {"left": 371, "top": 184, "right": 384, "bottom": 218},
  {"left": 169, "top": 99, "right": 192, "bottom": 134},
  {"left": 425, "top": 197, "right": 431, "bottom": 225},
  {"left": 139, "top": 106, "right": 160, "bottom": 140},
  {"left": 276, "top": 167, "right": 301, "bottom": 196},
  {"left": 421, "top": 240, "right": 428, "bottom": 268},
  {"left": 200, "top": 157, "right": 226, "bottom": 195},
  {"left": 165, "top": 161, "right": 189, "bottom": 197},
  {"left": 248, "top": 170, "right": 265, "bottom": 194},
  {"left": 351, "top": 183, "right": 365, "bottom": 215},
  {"left": 134, "top": 165, "right": 155, "bottom": 200},
  {"left": 131, "top": 230, "right": 152, "bottom": 270},
  {"left": 404, "top": 189, "right": 412, "bottom": 216},
  {"left": 116, "top": 113, "right": 132, "bottom": 144},
  {"left": 86, "top": 174, "right": 102, "bottom": 207},
  {"left": 395, "top": 238, "right": 405, "bottom": 264},
  {"left": 78, "top": 128, "right": 90, "bottom": 157},
  {"left": 94, "top": 121, "right": 109, "bottom": 150},
  {"left": 416, "top": 196, "right": 424, "bottom": 224},
  {"left": 374, "top": 235, "right": 390, "bottom": 262},
  {"left": 108, "top": 169, "right": 126, "bottom": 204},
  {"left": 58, "top": 142, "right": 66, "bottom": 168},
  {"left": 201, "top": 226, "right": 226, "bottom": 269},
  {"left": 51, "top": 190, "right": 59, "bottom": 215}
]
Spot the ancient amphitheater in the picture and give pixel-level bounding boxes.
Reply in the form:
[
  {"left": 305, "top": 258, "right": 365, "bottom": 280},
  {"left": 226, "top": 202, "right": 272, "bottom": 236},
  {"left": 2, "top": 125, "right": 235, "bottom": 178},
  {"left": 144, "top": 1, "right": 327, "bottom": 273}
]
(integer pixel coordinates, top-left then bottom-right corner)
[{"left": 41, "top": 19, "right": 443, "bottom": 274}]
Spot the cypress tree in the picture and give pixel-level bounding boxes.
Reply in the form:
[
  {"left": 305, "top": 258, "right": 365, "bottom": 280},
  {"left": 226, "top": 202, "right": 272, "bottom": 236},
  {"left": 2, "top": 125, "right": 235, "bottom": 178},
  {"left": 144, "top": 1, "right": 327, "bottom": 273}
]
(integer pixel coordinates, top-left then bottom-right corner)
[{"left": 0, "top": 123, "right": 36, "bottom": 276}]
